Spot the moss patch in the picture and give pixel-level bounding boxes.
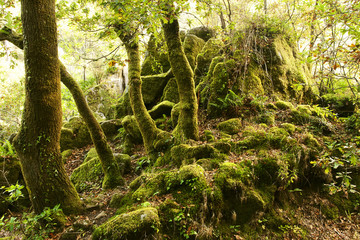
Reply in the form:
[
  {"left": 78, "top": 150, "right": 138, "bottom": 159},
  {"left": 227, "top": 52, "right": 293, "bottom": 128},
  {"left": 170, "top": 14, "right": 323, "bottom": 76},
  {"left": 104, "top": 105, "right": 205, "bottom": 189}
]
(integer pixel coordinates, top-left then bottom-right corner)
[
  {"left": 92, "top": 207, "right": 160, "bottom": 240},
  {"left": 217, "top": 118, "right": 242, "bottom": 135}
]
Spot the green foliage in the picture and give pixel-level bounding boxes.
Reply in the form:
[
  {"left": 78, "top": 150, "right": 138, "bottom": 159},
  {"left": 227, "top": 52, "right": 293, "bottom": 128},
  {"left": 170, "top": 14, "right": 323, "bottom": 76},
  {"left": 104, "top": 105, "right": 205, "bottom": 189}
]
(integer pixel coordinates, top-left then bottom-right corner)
[
  {"left": 0, "top": 140, "right": 16, "bottom": 157},
  {"left": 1, "top": 182, "right": 24, "bottom": 203},
  {"left": 0, "top": 204, "right": 65, "bottom": 239},
  {"left": 311, "top": 138, "right": 360, "bottom": 196}
]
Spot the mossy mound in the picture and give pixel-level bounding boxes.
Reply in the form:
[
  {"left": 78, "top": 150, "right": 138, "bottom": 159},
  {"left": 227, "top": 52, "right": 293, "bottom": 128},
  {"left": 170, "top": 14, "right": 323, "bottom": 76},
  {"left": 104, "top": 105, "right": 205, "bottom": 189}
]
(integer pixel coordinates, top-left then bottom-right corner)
[
  {"left": 148, "top": 101, "right": 175, "bottom": 120},
  {"left": 141, "top": 34, "right": 171, "bottom": 76},
  {"left": 61, "top": 117, "right": 92, "bottom": 151},
  {"left": 121, "top": 115, "right": 143, "bottom": 144},
  {"left": 188, "top": 26, "right": 216, "bottom": 42},
  {"left": 141, "top": 73, "right": 172, "bottom": 108},
  {"left": 71, "top": 154, "right": 131, "bottom": 192},
  {"left": 92, "top": 207, "right": 160, "bottom": 240},
  {"left": 100, "top": 119, "right": 123, "bottom": 139},
  {"left": 161, "top": 78, "right": 179, "bottom": 104},
  {"left": 217, "top": 118, "right": 242, "bottom": 135},
  {"left": 183, "top": 34, "right": 205, "bottom": 70},
  {"left": 115, "top": 91, "right": 132, "bottom": 119},
  {"left": 170, "top": 144, "right": 220, "bottom": 166}
]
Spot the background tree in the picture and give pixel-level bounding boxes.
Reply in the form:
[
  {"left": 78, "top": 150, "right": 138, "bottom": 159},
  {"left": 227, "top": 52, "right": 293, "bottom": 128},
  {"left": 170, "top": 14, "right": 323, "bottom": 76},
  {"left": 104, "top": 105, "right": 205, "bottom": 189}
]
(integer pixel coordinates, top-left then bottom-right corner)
[{"left": 13, "top": 0, "right": 83, "bottom": 214}]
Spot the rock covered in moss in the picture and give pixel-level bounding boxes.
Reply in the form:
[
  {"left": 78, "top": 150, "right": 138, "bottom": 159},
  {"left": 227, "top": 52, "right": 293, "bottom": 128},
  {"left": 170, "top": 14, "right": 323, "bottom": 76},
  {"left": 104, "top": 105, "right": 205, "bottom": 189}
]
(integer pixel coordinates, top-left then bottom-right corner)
[
  {"left": 61, "top": 149, "right": 73, "bottom": 163},
  {"left": 141, "top": 34, "right": 171, "bottom": 76},
  {"left": 161, "top": 78, "right": 179, "bottom": 104},
  {"left": 71, "top": 154, "right": 130, "bottom": 192},
  {"left": 61, "top": 117, "right": 92, "bottom": 150},
  {"left": 280, "top": 123, "right": 296, "bottom": 134},
  {"left": 141, "top": 73, "right": 172, "bottom": 108},
  {"left": 148, "top": 101, "right": 175, "bottom": 119},
  {"left": 92, "top": 207, "right": 160, "bottom": 240},
  {"left": 188, "top": 26, "right": 215, "bottom": 42},
  {"left": 100, "top": 119, "right": 122, "bottom": 139},
  {"left": 201, "top": 130, "right": 215, "bottom": 142},
  {"left": 183, "top": 34, "right": 205, "bottom": 70},
  {"left": 217, "top": 118, "right": 242, "bottom": 135},
  {"left": 194, "top": 39, "right": 223, "bottom": 81},
  {"left": 256, "top": 112, "right": 275, "bottom": 125},
  {"left": 170, "top": 144, "right": 218, "bottom": 166},
  {"left": 275, "top": 100, "right": 294, "bottom": 110},
  {"left": 115, "top": 91, "right": 133, "bottom": 119},
  {"left": 122, "top": 115, "right": 143, "bottom": 144}
]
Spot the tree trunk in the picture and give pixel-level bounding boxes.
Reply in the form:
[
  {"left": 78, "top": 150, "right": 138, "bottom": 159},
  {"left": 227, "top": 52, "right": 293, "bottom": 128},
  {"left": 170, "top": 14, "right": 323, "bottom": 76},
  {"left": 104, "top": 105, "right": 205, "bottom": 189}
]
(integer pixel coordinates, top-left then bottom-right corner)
[
  {"left": 117, "top": 31, "right": 161, "bottom": 159},
  {"left": 163, "top": 18, "right": 199, "bottom": 140},
  {"left": 60, "top": 63, "right": 124, "bottom": 189},
  {"left": 13, "top": 0, "right": 83, "bottom": 214},
  {"left": 0, "top": 27, "right": 124, "bottom": 189}
]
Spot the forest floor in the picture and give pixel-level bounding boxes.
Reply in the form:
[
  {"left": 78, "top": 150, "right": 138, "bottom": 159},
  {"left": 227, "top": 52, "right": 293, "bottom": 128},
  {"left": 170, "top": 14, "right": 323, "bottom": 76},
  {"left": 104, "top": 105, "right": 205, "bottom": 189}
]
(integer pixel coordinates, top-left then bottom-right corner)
[{"left": 49, "top": 144, "right": 360, "bottom": 240}]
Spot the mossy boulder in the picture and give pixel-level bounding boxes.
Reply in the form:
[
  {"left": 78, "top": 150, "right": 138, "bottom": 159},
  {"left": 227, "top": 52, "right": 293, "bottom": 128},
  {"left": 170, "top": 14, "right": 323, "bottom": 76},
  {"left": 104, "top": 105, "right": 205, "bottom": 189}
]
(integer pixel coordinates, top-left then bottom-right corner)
[
  {"left": 122, "top": 115, "right": 143, "bottom": 144},
  {"left": 183, "top": 34, "right": 205, "bottom": 70},
  {"left": 235, "top": 126, "right": 268, "bottom": 151},
  {"left": 71, "top": 154, "right": 131, "bottom": 192},
  {"left": 115, "top": 91, "right": 133, "bottom": 119},
  {"left": 170, "top": 144, "right": 218, "bottom": 166},
  {"left": 161, "top": 78, "right": 179, "bottom": 104},
  {"left": 217, "top": 118, "right": 242, "bottom": 135},
  {"left": 194, "top": 39, "right": 223, "bottom": 81},
  {"left": 61, "top": 149, "right": 73, "bottom": 163},
  {"left": 100, "top": 119, "right": 123, "bottom": 139},
  {"left": 280, "top": 123, "right": 296, "bottom": 134},
  {"left": 92, "top": 207, "right": 160, "bottom": 240},
  {"left": 201, "top": 130, "right": 215, "bottom": 142},
  {"left": 61, "top": 117, "right": 92, "bottom": 150},
  {"left": 188, "top": 26, "right": 215, "bottom": 42},
  {"left": 275, "top": 100, "right": 294, "bottom": 110},
  {"left": 148, "top": 101, "right": 175, "bottom": 120},
  {"left": 84, "top": 148, "right": 98, "bottom": 163},
  {"left": 141, "top": 72, "right": 172, "bottom": 108},
  {"left": 141, "top": 34, "right": 171, "bottom": 76},
  {"left": 256, "top": 111, "right": 275, "bottom": 125}
]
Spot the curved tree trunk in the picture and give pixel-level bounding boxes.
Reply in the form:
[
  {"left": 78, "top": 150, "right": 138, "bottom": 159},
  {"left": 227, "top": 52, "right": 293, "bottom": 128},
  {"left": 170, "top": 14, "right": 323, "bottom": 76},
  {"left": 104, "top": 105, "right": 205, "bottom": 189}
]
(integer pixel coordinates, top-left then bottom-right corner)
[
  {"left": 13, "top": 0, "right": 83, "bottom": 214},
  {"left": 0, "top": 26, "right": 124, "bottom": 189},
  {"left": 162, "top": 18, "right": 199, "bottom": 140},
  {"left": 60, "top": 63, "right": 124, "bottom": 189},
  {"left": 117, "top": 30, "right": 161, "bottom": 159}
]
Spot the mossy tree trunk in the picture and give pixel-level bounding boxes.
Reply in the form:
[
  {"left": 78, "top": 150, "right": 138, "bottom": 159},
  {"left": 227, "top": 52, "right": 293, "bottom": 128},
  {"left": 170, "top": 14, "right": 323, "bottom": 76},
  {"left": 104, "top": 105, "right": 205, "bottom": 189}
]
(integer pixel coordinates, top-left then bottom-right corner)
[
  {"left": 0, "top": 27, "right": 124, "bottom": 190},
  {"left": 13, "top": 0, "right": 83, "bottom": 214},
  {"left": 116, "top": 29, "right": 161, "bottom": 158},
  {"left": 162, "top": 18, "right": 199, "bottom": 141},
  {"left": 60, "top": 63, "right": 124, "bottom": 189}
]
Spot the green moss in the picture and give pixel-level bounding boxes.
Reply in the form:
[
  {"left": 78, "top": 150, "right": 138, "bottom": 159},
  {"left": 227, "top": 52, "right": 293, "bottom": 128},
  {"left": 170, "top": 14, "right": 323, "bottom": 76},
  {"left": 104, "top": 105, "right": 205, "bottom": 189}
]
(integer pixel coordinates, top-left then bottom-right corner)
[
  {"left": 161, "top": 78, "right": 179, "bottom": 104},
  {"left": 100, "top": 119, "right": 123, "bottom": 139},
  {"left": 115, "top": 91, "right": 133, "bottom": 119},
  {"left": 243, "top": 64, "right": 265, "bottom": 95},
  {"left": 71, "top": 157, "right": 103, "bottom": 192},
  {"left": 214, "top": 162, "right": 252, "bottom": 192},
  {"left": 92, "top": 207, "right": 160, "bottom": 240},
  {"left": 148, "top": 101, "right": 175, "bottom": 119},
  {"left": 322, "top": 93, "right": 355, "bottom": 117},
  {"left": 171, "top": 102, "right": 181, "bottom": 128},
  {"left": 280, "top": 123, "right": 296, "bottom": 134},
  {"left": 170, "top": 143, "right": 219, "bottom": 166},
  {"left": 321, "top": 201, "right": 339, "bottom": 220},
  {"left": 235, "top": 126, "right": 268, "bottom": 151},
  {"left": 121, "top": 115, "right": 143, "bottom": 144},
  {"left": 275, "top": 100, "right": 294, "bottom": 110},
  {"left": 83, "top": 148, "right": 98, "bottom": 163},
  {"left": 256, "top": 112, "right": 275, "bottom": 125},
  {"left": 60, "top": 128, "right": 74, "bottom": 151},
  {"left": 201, "top": 130, "right": 215, "bottom": 142},
  {"left": 210, "top": 142, "right": 231, "bottom": 154},
  {"left": 268, "top": 127, "right": 290, "bottom": 149},
  {"left": 141, "top": 73, "right": 171, "bottom": 107},
  {"left": 61, "top": 149, "right": 73, "bottom": 163},
  {"left": 303, "top": 133, "right": 321, "bottom": 149},
  {"left": 188, "top": 26, "right": 215, "bottom": 41},
  {"left": 183, "top": 34, "right": 205, "bottom": 70},
  {"left": 217, "top": 118, "right": 242, "bottom": 135}
]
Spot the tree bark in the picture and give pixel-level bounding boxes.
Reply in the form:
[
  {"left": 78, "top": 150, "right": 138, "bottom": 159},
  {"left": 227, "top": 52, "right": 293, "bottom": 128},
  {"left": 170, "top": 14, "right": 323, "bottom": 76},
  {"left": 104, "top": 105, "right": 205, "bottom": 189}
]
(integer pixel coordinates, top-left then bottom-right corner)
[
  {"left": 117, "top": 30, "right": 161, "bottom": 159},
  {"left": 0, "top": 26, "right": 124, "bottom": 189},
  {"left": 13, "top": 0, "right": 83, "bottom": 214},
  {"left": 163, "top": 18, "right": 199, "bottom": 140}
]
